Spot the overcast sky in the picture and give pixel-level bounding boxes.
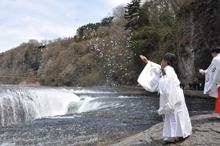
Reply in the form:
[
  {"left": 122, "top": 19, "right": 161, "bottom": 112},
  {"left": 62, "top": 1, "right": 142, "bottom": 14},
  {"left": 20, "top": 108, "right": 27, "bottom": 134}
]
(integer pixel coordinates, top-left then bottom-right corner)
[{"left": 0, "top": 0, "right": 134, "bottom": 53}]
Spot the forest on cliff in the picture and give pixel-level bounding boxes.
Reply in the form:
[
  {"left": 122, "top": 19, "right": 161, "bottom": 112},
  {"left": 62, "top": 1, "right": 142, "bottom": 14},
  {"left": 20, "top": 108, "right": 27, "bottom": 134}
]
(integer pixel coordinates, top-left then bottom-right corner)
[{"left": 0, "top": 0, "right": 219, "bottom": 87}]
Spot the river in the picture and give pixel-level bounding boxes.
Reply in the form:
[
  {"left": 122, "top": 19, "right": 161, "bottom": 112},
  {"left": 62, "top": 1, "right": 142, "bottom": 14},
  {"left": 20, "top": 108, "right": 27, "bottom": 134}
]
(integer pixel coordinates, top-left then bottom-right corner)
[{"left": 0, "top": 84, "right": 215, "bottom": 145}]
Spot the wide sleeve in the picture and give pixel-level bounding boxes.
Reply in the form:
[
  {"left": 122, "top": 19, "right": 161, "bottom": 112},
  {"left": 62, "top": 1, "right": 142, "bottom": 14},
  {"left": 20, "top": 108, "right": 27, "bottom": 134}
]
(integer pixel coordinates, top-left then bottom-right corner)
[
  {"left": 204, "top": 58, "right": 220, "bottom": 98},
  {"left": 137, "top": 61, "right": 161, "bottom": 92}
]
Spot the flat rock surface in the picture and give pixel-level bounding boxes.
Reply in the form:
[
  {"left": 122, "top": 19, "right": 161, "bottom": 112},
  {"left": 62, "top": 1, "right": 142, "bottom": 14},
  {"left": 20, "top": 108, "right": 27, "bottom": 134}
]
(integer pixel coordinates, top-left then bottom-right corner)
[{"left": 112, "top": 113, "right": 220, "bottom": 146}]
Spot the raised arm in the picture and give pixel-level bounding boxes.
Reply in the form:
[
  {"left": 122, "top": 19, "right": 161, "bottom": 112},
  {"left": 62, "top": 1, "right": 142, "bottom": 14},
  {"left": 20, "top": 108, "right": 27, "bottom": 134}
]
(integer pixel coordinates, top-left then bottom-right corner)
[{"left": 140, "top": 55, "right": 148, "bottom": 64}]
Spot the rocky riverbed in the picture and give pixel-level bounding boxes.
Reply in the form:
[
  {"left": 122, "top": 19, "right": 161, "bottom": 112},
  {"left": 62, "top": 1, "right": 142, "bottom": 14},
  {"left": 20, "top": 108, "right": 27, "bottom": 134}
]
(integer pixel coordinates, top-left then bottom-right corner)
[{"left": 0, "top": 86, "right": 216, "bottom": 145}]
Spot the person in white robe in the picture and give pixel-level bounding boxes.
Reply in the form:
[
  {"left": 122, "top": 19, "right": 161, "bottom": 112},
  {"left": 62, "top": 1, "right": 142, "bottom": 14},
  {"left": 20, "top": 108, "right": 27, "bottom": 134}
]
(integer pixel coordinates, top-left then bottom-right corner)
[
  {"left": 138, "top": 52, "right": 192, "bottom": 144},
  {"left": 200, "top": 45, "right": 220, "bottom": 118}
]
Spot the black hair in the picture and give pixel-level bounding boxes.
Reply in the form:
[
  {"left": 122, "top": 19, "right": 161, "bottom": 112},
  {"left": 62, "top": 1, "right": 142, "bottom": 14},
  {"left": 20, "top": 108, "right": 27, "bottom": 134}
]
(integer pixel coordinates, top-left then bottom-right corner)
[
  {"left": 163, "top": 52, "right": 176, "bottom": 65},
  {"left": 210, "top": 45, "right": 220, "bottom": 53}
]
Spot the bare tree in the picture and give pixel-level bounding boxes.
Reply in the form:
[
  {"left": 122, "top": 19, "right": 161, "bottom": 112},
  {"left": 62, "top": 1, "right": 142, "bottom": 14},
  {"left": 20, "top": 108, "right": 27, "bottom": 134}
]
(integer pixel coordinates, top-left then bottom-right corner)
[
  {"left": 59, "top": 63, "right": 76, "bottom": 85},
  {"left": 28, "top": 39, "right": 39, "bottom": 45},
  {"left": 44, "top": 59, "right": 57, "bottom": 76},
  {"left": 41, "top": 39, "right": 48, "bottom": 46},
  {"left": 112, "top": 4, "right": 126, "bottom": 20}
]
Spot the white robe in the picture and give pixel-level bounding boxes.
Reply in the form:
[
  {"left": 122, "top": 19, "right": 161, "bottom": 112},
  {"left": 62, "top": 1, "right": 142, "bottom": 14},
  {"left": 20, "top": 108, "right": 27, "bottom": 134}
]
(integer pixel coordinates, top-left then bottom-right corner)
[
  {"left": 138, "top": 61, "right": 192, "bottom": 138},
  {"left": 204, "top": 53, "right": 220, "bottom": 98}
]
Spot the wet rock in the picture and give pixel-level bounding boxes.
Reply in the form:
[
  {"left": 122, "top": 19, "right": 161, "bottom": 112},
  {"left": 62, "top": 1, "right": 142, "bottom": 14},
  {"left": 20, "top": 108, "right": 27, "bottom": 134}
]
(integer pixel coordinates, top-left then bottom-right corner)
[{"left": 112, "top": 113, "right": 220, "bottom": 146}]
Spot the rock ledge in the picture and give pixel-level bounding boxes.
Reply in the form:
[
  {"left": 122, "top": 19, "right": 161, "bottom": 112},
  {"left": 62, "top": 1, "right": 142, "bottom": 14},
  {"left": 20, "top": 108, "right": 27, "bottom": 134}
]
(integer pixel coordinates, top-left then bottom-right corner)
[{"left": 112, "top": 113, "right": 220, "bottom": 146}]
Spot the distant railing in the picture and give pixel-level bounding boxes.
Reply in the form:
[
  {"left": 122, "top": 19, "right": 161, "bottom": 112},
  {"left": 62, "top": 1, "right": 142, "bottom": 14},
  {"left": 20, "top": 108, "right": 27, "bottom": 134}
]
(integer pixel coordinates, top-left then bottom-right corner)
[{"left": 0, "top": 76, "right": 40, "bottom": 80}]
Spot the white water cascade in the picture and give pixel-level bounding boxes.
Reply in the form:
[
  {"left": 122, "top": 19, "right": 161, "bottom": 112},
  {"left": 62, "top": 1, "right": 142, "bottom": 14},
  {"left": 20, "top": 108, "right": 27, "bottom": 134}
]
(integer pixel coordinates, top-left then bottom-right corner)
[{"left": 0, "top": 85, "right": 86, "bottom": 127}]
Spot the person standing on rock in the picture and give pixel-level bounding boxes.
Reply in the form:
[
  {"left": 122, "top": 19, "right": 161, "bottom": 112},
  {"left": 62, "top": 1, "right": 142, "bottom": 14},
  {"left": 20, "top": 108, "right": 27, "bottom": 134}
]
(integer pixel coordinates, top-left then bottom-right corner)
[
  {"left": 138, "top": 52, "right": 192, "bottom": 144},
  {"left": 200, "top": 45, "right": 220, "bottom": 118}
]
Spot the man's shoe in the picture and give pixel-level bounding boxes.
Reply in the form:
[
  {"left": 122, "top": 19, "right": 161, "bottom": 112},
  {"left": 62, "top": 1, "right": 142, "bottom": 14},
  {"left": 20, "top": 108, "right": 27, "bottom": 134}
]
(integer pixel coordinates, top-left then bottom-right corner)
[{"left": 163, "top": 137, "right": 175, "bottom": 142}]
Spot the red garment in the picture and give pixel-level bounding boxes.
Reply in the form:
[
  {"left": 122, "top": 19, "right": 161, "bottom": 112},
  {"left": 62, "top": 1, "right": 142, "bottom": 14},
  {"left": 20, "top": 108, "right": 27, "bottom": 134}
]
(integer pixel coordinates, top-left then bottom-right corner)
[{"left": 215, "top": 87, "right": 220, "bottom": 114}]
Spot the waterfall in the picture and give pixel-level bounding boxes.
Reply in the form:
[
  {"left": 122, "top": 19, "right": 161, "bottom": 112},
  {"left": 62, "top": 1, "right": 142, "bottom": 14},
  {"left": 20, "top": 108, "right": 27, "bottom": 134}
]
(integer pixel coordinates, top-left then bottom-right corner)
[{"left": 0, "top": 85, "right": 80, "bottom": 127}]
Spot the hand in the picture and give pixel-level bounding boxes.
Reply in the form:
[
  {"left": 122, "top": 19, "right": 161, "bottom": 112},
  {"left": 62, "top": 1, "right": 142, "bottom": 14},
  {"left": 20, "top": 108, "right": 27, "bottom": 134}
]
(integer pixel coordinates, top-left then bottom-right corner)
[
  {"left": 202, "top": 70, "right": 206, "bottom": 75},
  {"left": 140, "top": 55, "right": 148, "bottom": 64}
]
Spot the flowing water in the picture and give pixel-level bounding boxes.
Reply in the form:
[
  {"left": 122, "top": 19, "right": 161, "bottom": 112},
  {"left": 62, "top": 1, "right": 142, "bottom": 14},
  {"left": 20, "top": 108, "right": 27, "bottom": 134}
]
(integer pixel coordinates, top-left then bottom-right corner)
[{"left": 0, "top": 84, "right": 216, "bottom": 145}]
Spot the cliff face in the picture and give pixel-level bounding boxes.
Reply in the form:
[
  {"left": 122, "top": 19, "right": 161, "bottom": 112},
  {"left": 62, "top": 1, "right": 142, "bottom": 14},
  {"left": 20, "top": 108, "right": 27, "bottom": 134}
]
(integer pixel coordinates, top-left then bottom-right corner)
[
  {"left": 177, "top": 0, "right": 220, "bottom": 86},
  {"left": 0, "top": 44, "right": 42, "bottom": 84}
]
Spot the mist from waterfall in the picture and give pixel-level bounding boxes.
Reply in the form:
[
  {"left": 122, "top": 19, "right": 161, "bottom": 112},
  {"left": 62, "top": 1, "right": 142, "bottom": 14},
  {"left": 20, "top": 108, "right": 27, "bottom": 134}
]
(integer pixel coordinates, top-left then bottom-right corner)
[{"left": 0, "top": 85, "right": 96, "bottom": 127}]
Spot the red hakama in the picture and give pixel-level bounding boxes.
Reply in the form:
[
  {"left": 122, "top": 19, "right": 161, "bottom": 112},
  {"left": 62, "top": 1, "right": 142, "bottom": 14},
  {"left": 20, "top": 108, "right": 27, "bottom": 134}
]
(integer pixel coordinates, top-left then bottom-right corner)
[{"left": 215, "top": 87, "right": 220, "bottom": 114}]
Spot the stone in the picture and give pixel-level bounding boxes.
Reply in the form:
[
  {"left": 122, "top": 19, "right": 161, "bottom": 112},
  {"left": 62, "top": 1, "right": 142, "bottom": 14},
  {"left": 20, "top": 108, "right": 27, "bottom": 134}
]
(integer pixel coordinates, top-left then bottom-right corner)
[{"left": 112, "top": 113, "right": 220, "bottom": 146}]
